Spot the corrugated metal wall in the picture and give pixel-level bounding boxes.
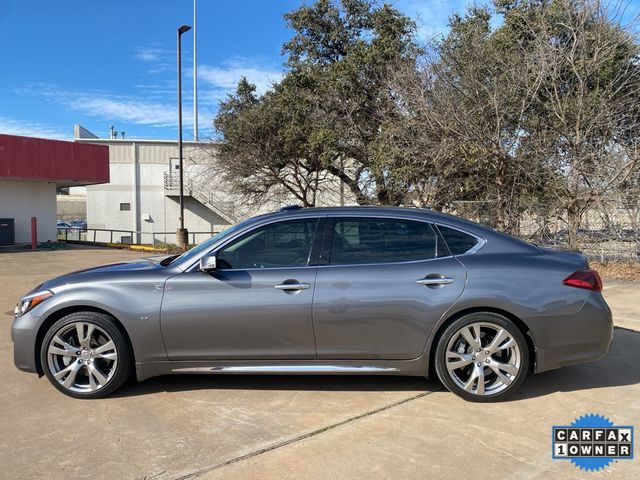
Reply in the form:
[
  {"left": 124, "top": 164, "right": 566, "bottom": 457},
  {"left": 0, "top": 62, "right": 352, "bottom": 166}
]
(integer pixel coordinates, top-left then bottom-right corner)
[{"left": 0, "top": 134, "right": 109, "bottom": 185}]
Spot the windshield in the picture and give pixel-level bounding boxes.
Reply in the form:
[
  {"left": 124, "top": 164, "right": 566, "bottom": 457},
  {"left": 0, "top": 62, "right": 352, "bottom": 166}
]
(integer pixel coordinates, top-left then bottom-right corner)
[{"left": 168, "top": 220, "right": 253, "bottom": 267}]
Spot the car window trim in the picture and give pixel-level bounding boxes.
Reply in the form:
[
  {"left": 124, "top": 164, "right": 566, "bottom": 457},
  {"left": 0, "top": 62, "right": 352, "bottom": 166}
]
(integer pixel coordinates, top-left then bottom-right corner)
[
  {"left": 317, "top": 255, "right": 454, "bottom": 269},
  {"left": 432, "top": 222, "right": 487, "bottom": 256},
  {"left": 325, "top": 215, "right": 450, "bottom": 267},
  {"left": 309, "top": 217, "right": 331, "bottom": 266}
]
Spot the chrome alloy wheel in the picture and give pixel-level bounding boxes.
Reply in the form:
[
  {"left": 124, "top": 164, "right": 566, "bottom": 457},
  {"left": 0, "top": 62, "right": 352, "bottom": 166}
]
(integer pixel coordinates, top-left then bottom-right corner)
[
  {"left": 46, "top": 322, "right": 118, "bottom": 393},
  {"left": 445, "top": 322, "right": 521, "bottom": 396}
]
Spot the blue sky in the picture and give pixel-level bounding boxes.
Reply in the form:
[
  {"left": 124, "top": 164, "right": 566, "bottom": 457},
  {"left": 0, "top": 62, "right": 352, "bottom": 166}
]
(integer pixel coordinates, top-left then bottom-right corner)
[{"left": 1, "top": 0, "right": 638, "bottom": 141}]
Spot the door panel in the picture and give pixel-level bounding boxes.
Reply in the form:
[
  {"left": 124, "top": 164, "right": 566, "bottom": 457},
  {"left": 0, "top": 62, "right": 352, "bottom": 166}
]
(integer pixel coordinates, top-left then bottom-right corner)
[
  {"left": 161, "top": 268, "right": 318, "bottom": 360},
  {"left": 312, "top": 258, "right": 466, "bottom": 359},
  {"left": 313, "top": 258, "right": 466, "bottom": 359},
  {"left": 160, "top": 217, "right": 322, "bottom": 360},
  {"left": 312, "top": 216, "right": 466, "bottom": 360}
]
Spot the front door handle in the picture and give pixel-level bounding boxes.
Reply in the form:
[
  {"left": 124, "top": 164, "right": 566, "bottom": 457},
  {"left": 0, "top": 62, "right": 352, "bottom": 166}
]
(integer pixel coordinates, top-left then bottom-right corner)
[
  {"left": 416, "top": 277, "right": 454, "bottom": 286},
  {"left": 274, "top": 282, "right": 310, "bottom": 291}
]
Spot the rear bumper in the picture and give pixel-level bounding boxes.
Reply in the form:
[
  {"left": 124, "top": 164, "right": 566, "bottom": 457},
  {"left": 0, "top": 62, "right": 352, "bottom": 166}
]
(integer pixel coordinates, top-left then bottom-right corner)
[{"left": 534, "top": 292, "right": 613, "bottom": 373}]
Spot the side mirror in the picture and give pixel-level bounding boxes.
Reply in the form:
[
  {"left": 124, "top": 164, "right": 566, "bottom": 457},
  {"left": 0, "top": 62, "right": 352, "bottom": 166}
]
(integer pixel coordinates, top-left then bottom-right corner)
[{"left": 199, "top": 255, "right": 217, "bottom": 272}]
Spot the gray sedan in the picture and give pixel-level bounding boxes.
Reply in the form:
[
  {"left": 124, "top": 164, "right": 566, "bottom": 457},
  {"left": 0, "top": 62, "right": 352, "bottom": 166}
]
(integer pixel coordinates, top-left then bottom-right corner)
[{"left": 12, "top": 206, "right": 613, "bottom": 401}]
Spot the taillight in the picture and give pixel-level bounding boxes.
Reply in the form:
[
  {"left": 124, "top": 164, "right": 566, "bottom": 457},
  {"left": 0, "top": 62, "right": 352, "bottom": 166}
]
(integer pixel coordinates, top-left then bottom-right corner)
[{"left": 562, "top": 269, "right": 603, "bottom": 292}]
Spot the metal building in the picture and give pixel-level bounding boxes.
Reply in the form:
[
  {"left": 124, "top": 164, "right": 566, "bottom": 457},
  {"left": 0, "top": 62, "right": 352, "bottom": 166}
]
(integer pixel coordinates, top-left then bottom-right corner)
[{"left": 74, "top": 125, "right": 235, "bottom": 245}]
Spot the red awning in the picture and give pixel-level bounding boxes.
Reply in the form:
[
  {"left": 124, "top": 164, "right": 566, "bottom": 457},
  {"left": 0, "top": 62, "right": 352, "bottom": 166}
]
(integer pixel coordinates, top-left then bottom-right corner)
[{"left": 0, "top": 134, "right": 109, "bottom": 187}]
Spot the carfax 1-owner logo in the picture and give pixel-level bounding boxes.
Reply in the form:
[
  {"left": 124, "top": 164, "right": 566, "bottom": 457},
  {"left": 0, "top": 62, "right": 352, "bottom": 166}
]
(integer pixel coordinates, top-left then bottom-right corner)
[{"left": 552, "top": 413, "right": 634, "bottom": 471}]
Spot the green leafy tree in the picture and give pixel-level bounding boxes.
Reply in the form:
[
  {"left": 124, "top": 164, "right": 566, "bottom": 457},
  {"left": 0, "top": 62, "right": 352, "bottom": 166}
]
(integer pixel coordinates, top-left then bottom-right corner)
[
  {"left": 283, "top": 0, "right": 420, "bottom": 205},
  {"left": 213, "top": 77, "right": 329, "bottom": 207},
  {"left": 213, "top": 0, "right": 421, "bottom": 207}
]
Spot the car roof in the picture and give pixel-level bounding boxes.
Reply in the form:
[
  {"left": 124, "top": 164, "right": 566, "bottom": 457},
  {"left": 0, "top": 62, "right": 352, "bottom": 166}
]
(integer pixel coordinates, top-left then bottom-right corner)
[{"left": 271, "top": 205, "right": 477, "bottom": 229}]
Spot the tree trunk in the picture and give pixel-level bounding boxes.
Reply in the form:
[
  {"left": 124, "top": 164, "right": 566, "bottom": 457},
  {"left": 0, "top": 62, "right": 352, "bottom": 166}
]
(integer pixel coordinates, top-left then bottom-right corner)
[
  {"left": 326, "top": 164, "right": 371, "bottom": 205},
  {"left": 566, "top": 204, "right": 581, "bottom": 250},
  {"left": 493, "top": 156, "right": 508, "bottom": 231}
]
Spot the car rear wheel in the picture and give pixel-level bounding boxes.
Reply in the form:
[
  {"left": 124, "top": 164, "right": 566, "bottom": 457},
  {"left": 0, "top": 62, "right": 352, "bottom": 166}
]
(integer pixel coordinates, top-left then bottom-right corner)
[
  {"left": 40, "top": 311, "right": 132, "bottom": 399},
  {"left": 435, "top": 312, "right": 529, "bottom": 402}
]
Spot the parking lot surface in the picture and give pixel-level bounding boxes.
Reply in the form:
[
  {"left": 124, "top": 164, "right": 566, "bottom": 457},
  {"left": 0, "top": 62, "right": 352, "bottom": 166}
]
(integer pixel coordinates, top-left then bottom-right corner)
[{"left": 1, "top": 247, "right": 638, "bottom": 479}]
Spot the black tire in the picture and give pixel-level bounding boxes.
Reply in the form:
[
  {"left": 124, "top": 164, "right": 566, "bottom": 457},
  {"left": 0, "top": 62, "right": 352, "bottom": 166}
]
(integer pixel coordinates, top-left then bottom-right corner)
[
  {"left": 434, "top": 312, "right": 530, "bottom": 402},
  {"left": 40, "top": 311, "right": 133, "bottom": 399}
]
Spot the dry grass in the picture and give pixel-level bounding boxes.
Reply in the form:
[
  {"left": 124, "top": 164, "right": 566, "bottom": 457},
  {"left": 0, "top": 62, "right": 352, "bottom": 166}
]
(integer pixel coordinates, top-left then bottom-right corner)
[{"left": 590, "top": 261, "right": 640, "bottom": 281}]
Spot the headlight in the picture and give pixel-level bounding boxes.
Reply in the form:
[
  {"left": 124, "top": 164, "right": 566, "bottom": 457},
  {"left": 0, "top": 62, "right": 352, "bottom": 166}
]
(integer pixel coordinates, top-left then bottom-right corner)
[{"left": 14, "top": 290, "right": 54, "bottom": 317}]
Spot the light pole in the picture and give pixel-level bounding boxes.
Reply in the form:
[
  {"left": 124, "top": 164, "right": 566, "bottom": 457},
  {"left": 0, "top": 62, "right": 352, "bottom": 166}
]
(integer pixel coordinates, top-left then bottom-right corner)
[
  {"left": 176, "top": 24, "right": 191, "bottom": 250},
  {"left": 193, "top": 0, "right": 198, "bottom": 141}
]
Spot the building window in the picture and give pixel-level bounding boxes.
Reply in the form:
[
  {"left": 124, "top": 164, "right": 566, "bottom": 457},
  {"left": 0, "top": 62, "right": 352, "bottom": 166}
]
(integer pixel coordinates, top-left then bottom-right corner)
[
  {"left": 170, "top": 158, "right": 181, "bottom": 171},
  {"left": 119, "top": 203, "right": 131, "bottom": 211}
]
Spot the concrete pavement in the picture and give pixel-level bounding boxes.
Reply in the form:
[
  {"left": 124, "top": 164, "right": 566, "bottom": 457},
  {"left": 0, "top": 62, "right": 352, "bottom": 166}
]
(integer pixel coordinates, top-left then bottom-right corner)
[
  {"left": 0, "top": 247, "right": 638, "bottom": 479},
  {"left": 603, "top": 280, "right": 640, "bottom": 331},
  {"left": 197, "top": 328, "right": 640, "bottom": 480}
]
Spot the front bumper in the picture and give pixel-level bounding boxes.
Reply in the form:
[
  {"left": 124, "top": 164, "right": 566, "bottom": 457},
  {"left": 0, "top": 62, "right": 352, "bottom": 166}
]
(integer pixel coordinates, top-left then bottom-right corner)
[
  {"left": 11, "top": 310, "right": 42, "bottom": 374},
  {"left": 534, "top": 292, "right": 613, "bottom": 373}
]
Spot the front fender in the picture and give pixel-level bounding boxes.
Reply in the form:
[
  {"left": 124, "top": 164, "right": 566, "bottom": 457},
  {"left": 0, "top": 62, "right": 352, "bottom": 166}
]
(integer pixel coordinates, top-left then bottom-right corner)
[{"left": 12, "top": 280, "right": 167, "bottom": 375}]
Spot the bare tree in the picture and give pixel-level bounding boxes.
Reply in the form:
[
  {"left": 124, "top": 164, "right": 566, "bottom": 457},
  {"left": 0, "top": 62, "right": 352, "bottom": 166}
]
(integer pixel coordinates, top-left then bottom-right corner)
[
  {"left": 526, "top": 0, "right": 640, "bottom": 247},
  {"left": 386, "top": 6, "right": 553, "bottom": 229},
  {"left": 386, "top": 0, "right": 640, "bottom": 246}
]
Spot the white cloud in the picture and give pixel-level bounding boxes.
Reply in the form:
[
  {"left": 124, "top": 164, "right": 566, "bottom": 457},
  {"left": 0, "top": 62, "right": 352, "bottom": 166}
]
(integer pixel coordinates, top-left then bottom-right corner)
[
  {"left": 133, "top": 83, "right": 176, "bottom": 100},
  {"left": 199, "top": 58, "right": 283, "bottom": 95},
  {"left": 10, "top": 56, "right": 282, "bottom": 136},
  {"left": 66, "top": 94, "right": 177, "bottom": 127},
  {"left": 0, "top": 116, "right": 70, "bottom": 139},
  {"left": 17, "top": 84, "right": 177, "bottom": 128},
  {"left": 133, "top": 46, "right": 169, "bottom": 62},
  {"left": 13, "top": 83, "right": 206, "bottom": 136},
  {"left": 132, "top": 45, "right": 175, "bottom": 74}
]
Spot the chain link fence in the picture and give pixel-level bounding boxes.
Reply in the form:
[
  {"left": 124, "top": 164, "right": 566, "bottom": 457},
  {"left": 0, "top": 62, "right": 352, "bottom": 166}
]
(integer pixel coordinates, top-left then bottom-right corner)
[{"left": 444, "top": 198, "right": 640, "bottom": 262}]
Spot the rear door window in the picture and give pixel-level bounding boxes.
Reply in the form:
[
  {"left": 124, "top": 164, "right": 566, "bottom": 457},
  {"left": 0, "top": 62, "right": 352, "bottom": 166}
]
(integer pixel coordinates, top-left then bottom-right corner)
[
  {"left": 437, "top": 225, "right": 480, "bottom": 255},
  {"left": 329, "top": 217, "right": 442, "bottom": 265}
]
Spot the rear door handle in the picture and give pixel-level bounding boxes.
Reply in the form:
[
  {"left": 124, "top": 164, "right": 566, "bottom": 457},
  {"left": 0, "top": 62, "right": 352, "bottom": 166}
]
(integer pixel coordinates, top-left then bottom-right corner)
[
  {"left": 416, "top": 277, "right": 454, "bottom": 286},
  {"left": 274, "top": 283, "right": 310, "bottom": 291}
]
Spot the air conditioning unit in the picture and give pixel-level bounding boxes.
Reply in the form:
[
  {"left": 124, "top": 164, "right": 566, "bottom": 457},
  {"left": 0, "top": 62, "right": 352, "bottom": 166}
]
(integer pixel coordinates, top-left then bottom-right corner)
[{"left": 0, "top": 218, "right": 15, "bottom": 244}]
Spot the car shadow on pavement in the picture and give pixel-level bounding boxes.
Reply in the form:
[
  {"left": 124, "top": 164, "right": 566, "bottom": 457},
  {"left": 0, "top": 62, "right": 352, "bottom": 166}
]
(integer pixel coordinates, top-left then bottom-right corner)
[
  {"left": 113, "top": 328, "right": 639, "bottom": 400},
  {"left": 114, "top": 374, "right": 438, "bottom": 397},
  {"left": 512, "top": 327, "right": 640, "bottom": 401}
]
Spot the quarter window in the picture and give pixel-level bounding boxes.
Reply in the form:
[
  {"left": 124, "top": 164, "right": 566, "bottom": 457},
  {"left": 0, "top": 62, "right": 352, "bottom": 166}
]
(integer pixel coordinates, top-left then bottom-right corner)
[
  {"left": 329, "top": 218, "right": 441, "bottom": 265},
  {"left": 437, "top": 225, "right": 480, "bottom": 255},
  {"left": 216, "top": 219, "right": 319, "bottom": 269}
]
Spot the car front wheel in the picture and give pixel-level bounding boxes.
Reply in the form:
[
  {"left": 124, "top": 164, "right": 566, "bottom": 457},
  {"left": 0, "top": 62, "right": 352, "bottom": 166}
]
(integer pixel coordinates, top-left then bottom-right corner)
[
  {"left": 434, "top": 312, "right": 530, "bottom": 402},
  {"left": 40, "top": 311, "right": 132, "bottom": 399}
]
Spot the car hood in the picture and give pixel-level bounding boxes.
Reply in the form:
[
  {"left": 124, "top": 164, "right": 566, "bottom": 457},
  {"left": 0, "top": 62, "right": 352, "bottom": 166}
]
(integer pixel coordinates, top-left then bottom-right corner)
[{"left": 35, "top": 256, "right": 169, "bottom": 292}]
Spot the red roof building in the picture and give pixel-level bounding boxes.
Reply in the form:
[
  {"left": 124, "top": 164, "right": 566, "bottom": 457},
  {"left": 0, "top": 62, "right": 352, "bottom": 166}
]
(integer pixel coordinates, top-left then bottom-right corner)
[{"left": 0, "top": 134, "right": 109, "bottom": 244}]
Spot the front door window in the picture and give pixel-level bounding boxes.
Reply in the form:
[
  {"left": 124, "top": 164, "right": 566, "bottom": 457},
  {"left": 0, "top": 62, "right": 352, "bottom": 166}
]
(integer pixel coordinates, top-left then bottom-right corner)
[{"left": 217, "top": 218, "right": 319, "bottom": 269}]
